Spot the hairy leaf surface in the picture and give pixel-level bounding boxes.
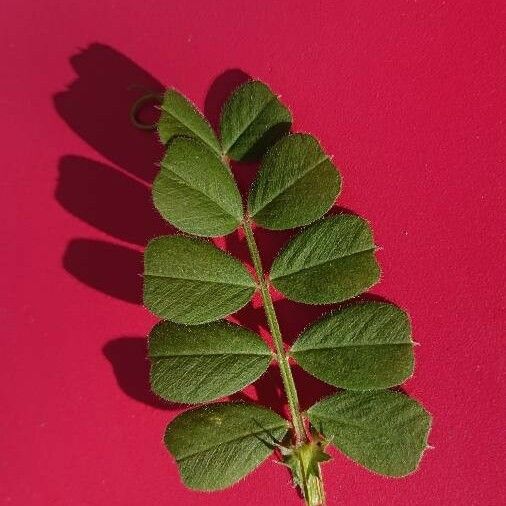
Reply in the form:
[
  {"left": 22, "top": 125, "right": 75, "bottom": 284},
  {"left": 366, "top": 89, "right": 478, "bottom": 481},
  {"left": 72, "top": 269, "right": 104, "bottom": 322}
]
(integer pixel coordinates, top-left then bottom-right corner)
[
  {"left": 291, "top": 302, "right": 414, "bottom": 389},
  {"left": 165, "top": 403, "right": 289, "bottom": 490},
  {"left": 158, "top": 88, "right": 220, "bottom": 154},
  {"left": 143, "top": 236, "right": 255, "bottom": 324},
  {"left": 149, "top": 320, "right": 272, "bottom": 403},
  {"left": 270, "top": 214, "right": 380, "bottom": 304},
  {"left": 220, "top": 80, "right": 291, "bottom": 161},
  {"left": 153, "top": 137, "right": 243, "bottom": 236},
  {"left": 248, "top": 134, "right": 341, "bottom": 229},
  {"left": 308, "top": 391, "right": 431, "bottom": 476}
]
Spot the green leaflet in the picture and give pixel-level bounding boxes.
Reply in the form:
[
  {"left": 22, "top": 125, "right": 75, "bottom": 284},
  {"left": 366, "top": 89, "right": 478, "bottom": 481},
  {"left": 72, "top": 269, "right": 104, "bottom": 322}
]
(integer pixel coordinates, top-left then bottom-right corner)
[
  {"left": 291, "top": 302, "right": 414, "bottom": 390},
  {"left": 307, "top": 391, "right": 431, "bottom": 477},
  {"left": 220, "top": 80, "right": 292, "bottom": 161},
  {"left": 157, "top": 88, "right": 220, "bottom": 154},
  {"left": 165, "top": 403, "right": 289, "bottom": 490},
  {"left": 270, "top": 214, "right": 380, "bottom": 304},
  {"left": 153, "top": 137, "right": 243, "bottom": 237},
  {"left": 248, "top": 134, "right": 341, "bottom": 229},
  {"left": 149, "top": 320, "right": 272, "bottom": 403},
  {"left": 143, "top": 235, "right": 256, "bottom": 324}
]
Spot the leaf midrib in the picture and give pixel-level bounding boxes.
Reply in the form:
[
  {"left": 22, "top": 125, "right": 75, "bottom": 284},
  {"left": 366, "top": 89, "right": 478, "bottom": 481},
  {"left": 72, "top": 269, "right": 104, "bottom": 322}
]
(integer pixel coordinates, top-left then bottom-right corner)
[
  {"left": 161, "top": 104, "right": 219, "bottom": 154},
  {"left": 150, "top": 351, "right": 271, "bottom": 358},
  {"left": 160, "top": 162, "right": 242, "bottom": 223},
  {"left": 251, "top": 155, "right": 329, "bottom": 217},
  {"left": 223, "top": 95, "right": 277, "bottom": 153},
  {"left": 144, "top": 273, "right": 255, "bottom": 289},
  {"left": 175, "top": 422, "right": 288, "bottom": 462},
  {"left": 271, "top": 246, "right": 375, "bottom": 280},
  {"left": 292, "top": 341, "right": 412, "bottom": 352}
]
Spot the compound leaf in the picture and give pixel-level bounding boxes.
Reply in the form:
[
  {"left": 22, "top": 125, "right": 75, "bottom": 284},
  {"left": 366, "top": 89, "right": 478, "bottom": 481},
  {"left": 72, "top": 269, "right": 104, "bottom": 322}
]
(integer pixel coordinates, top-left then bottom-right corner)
[
  {"left": 153, "top": 137, "right": 243, "bottom": 237},
  {"left": 143, "top": 236, "right": 255, "bottom": 324},
  {"left": 291, "top": 302, "right": 414, "bottom": 390},
  {"left": 149, "top": 320, "right": 272, "bottom": 403},
  {"left": 307, "top": 391, "right": 431, "bottom": 477},
  {"left": 220, "top": 80, "right": 291, "bottom": 161},
  {"left": 165, "top": 402, "right": 289, "bottom": 490},
  {"left": 270, "top": 214, "right": 380, "bottom": 304},
  {"left": 158, "top": 88, "right": 220, "bottom": 154},
  {"left": 143, "top": 79, "right": 432, "bottom": 494},
  {"left": 248, "top": 134, "right": 341, "bottom": 229}
]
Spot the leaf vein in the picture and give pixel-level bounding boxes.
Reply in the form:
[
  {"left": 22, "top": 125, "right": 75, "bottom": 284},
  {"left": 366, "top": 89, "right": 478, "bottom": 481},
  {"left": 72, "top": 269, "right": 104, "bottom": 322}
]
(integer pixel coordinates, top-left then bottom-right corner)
[
  {"left": 223, "top": 95, "right": 277, "bottom": 153},
  {"left": 293, "top": 342, "right": 412, "bottom": 352},
  {"left": 271, "top": 247, "right": 375, "bottom": 279},
  {"left": 143, "top": 273, "right": 254, "bottom": 288},
  {"left": 175, "top": 423, "right": 287, "bottom": 462},
  {"left": 252, "top": 155, "right": 330, "bottom": 217},
  {"left": 160, "top": 106, "right": 219, "bottom": 154}
]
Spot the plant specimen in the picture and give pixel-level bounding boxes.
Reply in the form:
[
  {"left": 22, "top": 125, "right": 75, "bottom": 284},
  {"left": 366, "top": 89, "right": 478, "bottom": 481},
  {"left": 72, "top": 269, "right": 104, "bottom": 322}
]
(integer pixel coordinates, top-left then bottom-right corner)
[{"left": 140, "top": 80, "right": 432, "bottom": 505}]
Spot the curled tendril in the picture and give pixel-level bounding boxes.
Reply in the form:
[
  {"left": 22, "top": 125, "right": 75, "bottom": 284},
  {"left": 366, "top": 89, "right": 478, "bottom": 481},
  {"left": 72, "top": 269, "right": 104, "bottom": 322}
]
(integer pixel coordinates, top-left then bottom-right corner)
[{"left": 130, "top": 92, "right": 163, "bottom": 130}]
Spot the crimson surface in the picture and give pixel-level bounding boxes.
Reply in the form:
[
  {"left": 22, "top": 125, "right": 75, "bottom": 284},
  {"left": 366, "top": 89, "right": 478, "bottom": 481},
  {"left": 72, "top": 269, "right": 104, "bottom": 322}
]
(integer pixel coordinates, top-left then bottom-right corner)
[{"left": 2, "top": 1, "right": 505, "bottom": 504}]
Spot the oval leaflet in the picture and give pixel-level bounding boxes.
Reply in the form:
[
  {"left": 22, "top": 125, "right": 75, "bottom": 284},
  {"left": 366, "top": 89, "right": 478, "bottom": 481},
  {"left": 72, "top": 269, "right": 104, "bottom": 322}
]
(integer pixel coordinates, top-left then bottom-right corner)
[
  {"left": 308, "top": 390, "right": 432, "bottom": 477},
  {"left": 157, "top": 88, "right": 221, "bottom": 153},
  {"left": 143, "top": 235, "right": 256, "bottom": 324},
  {"left": 165, "top": 403, "right": 289, "bottom": 490},
  {"left": 149, "top": 320, "right": 272, "bottom": 403},
  {"left": 220, "top": 80, "right": 292, "bottom": 161},
  {"left": 153, "top": 137, "right": 243, "bottom": 237},
  {"left": 270, "top": 214, "right": 380, "bottom": 304},
  {"left": 248, "top": 134, "right": 341, "bottom": 230},
  {"left": 291, "top": 302, "right": 414, "bottom": 390}
]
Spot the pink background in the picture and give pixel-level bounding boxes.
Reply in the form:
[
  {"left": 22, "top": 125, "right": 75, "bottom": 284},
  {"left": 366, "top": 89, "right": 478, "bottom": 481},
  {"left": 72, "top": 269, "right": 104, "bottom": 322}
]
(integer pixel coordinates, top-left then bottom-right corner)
[{"left": 2, "top": 1, "right": 505, "bottom": 504}]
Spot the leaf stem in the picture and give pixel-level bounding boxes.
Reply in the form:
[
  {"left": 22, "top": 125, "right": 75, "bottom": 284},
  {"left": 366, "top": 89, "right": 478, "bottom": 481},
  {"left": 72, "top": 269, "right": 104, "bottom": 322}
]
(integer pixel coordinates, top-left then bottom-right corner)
[
  {"left": 310, "top": 469, "right": 327, "bottom": 506},
  {"left": 242, "top": 217, "right": 307, "bottom": 445}
]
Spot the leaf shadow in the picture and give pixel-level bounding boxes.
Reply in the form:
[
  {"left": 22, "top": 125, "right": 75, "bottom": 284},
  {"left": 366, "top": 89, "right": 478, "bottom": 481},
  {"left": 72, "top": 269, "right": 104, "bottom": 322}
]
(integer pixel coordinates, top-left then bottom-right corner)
[
  {"left": 63, "top": 239, "right": 142, "bottom": 304},
  {"left": 104, "top": 337, "right": 178, "bottom": 410},
  {"left": 54, "top": 42, "right": 164, "bottom": 183},
  {"left": 56, "top": 155, "right": 171, "bottom": 246}
]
